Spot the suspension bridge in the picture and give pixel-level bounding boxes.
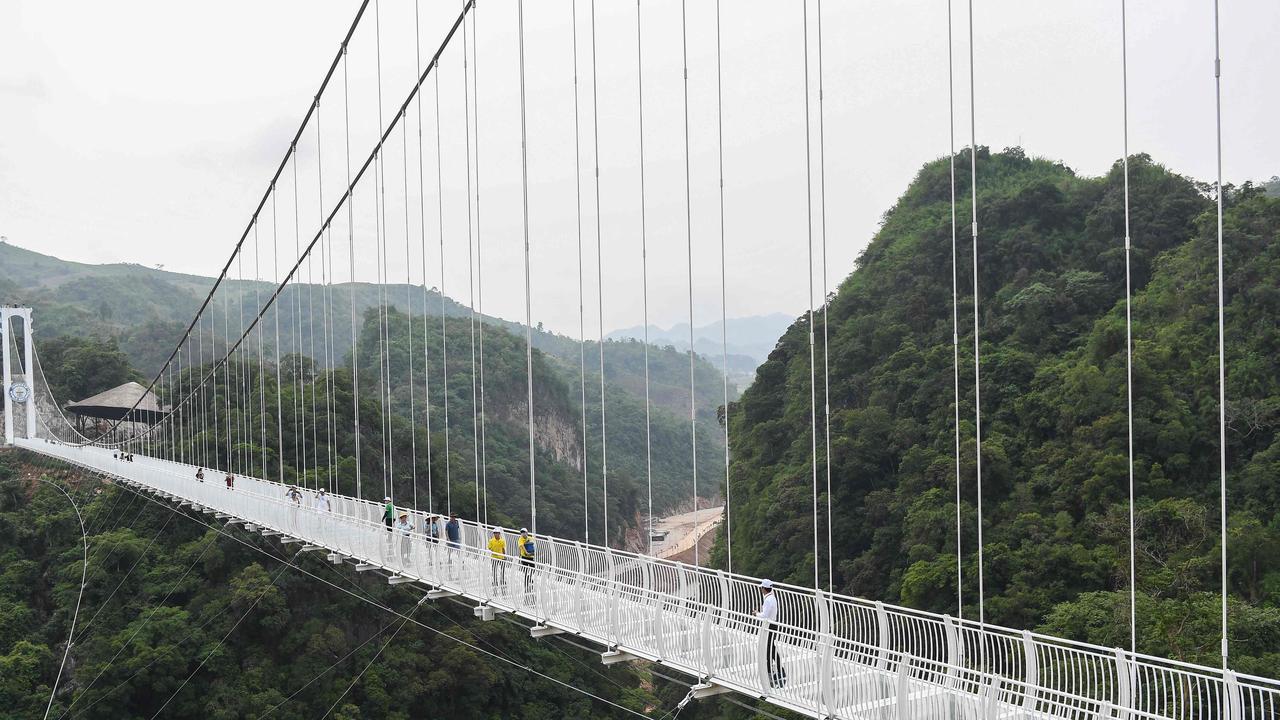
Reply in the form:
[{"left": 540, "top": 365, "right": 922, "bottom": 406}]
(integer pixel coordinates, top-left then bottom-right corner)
[{"left": 3, "top": 0, "right": 1277, "bottom": 717}]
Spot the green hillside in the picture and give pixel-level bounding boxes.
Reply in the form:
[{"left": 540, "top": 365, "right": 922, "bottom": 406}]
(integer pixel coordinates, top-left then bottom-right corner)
[{"left": 717, "top": 149, "right": 1280, "bottom": 673}]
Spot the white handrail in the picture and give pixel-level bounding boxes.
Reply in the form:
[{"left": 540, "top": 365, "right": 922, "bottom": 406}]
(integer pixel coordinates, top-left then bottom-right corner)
[{"left": 18, "top": 438, "right": 1280, "bottom": 720}]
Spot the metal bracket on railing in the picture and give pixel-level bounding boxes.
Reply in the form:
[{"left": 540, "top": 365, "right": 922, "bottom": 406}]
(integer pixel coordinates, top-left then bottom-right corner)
[{"left": 1022, "top": 629, "right": 1039, "bottom": 712}]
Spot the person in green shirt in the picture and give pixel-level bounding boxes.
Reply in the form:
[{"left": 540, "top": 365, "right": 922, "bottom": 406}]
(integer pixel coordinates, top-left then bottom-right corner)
[{"left": 382, "top": 497, "right": 395, "bottom": 531}]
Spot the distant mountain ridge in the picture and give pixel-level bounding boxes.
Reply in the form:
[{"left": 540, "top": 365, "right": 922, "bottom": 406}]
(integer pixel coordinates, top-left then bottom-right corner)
[{"left": 607, "top": 313, "right": 793, "bottom": 381}]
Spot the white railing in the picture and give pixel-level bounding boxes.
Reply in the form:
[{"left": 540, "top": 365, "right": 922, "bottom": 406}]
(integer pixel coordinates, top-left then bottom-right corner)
[{"left": 18, "top": 438, "right": 1280, "bottom": 720}]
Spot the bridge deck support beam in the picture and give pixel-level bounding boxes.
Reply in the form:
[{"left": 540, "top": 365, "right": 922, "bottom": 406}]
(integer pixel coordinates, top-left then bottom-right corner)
[
  {"left": 531, "top": 624, "right": 565, "bottom": 638},
  {"left": 602, "top": 649, "right": 638, "bottom": 665},
  {"left": 690, "top": 682, "right": 732, "bottom": 700}
]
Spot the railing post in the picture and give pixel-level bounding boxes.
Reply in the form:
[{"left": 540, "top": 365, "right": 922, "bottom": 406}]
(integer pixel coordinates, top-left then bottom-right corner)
[
  {"left": 573, "top": 542, "right": 585, "bottom": 634},
  {"left": 875, "top": 600, "right": 891, "bottom": 671},
  {"left": 714, "top": 570, "right": 731, "bottom": 678},
  {"left": 1224, "top": 669, "right": 1242, "bottom": 720},
  {"left": 818, "top": 590, "right": 835, "bottom": 717},
  {"left": 650, "top": 559, "right": 666, "bottom": 660},
  {"left": 983, "top": 674, "right": 1002, "bottom": 720},
  {"left": 896, "top": 655, "right": 912, "bottom": 720},
  {"left": 1113, "top": 647, "right": 1132, "bottom": 720},
  {"left": 699, "top": 584, "right": 713, "bottom": 678},
  {"left": 605, "top": 548, "right": 620, "bottom": 646},
  {"left": 1022, "top": 629, "right": 1039, "bottom": 712},
  {"left": 757, "top": 615, "right": 771, "bottom": 694}
]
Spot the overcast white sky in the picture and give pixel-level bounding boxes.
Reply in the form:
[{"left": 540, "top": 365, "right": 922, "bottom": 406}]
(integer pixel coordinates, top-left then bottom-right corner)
[{"left": 2, "top": 0, "right": 1277, "bottom": 339}]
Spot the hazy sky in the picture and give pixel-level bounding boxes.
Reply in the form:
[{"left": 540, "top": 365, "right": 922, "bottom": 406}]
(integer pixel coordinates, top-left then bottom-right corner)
[{"left": 2, "top": 0, "right": 1277, "bottom": 339}]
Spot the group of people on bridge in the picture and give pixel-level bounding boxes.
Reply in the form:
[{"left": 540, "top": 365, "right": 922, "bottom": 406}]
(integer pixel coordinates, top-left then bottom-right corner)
[{"left": 186, "top": 464, "right": 785, "bottom": 684}]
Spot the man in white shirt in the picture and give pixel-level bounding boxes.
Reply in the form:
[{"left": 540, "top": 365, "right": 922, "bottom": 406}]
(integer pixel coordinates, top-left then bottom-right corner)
[
  {"left": 757, "top": 579, "right": 786, "bottom": 688},
  {"left": 313, "top": 489, "right": 331, "bottom": 513}
]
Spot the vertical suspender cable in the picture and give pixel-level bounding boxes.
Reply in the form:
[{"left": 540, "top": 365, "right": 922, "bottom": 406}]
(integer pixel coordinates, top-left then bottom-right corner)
[
  {"left": 714, "top": 0, "right": 732, "bottom": 574},
  {"left": 679, "top": 0, "right": 700, "bottom": 568},
  {"left": 374, "top": 0, "right": 393, "bottom": 503},
  {"left": 436, "top": 67, "right": 453, "bottom": 515},
  {"left": 947, "top": 0, "right": 964, "bottom": 619},
  {"left": 572, "top": 0, "right": 590, "bottom": 543},
  {"left": 293, "top": 152, "right": 307, "bottom": 489},
  {"left": 471, "top": 1, "right": 490, "bottom": 527},
  {"left": 307, "top": 205, "right": 320, "bottom": 485},
  {"left": 344, "top": 46, "right": 363, "bottom": 501},
  {"left": 816, "top": 0, "right": 834, "bottom": 591},
  {"left": 403, "top": 50, "right": 421, "bottom": 514},
  {"left": 1120, "top": 0, "right": 1137, "bottom": 654},
  {"left": 317, "top": 102, "right": 336, "bottom": 493},
  {"left": 1211, "top": 0, "right": 1228, "bottom": 673},
  {"left": 590, "top": 0, "right": 609, "bottom": 544},
  {"left": 802, "top": 0, "right": 821, "bottom": 590},
  {"left": 463, "top": 14, "right": 482, "bottom": 526},
  {"left": 255, "top": 222, "right": 267, "bottom": 480},
  {"left": 415, "top": 15, "right": 435, "bottom": 515},
  {"left": 967, "top": 0, "right": 985, "bottom": 628},
  {"left": 635, "top": 0, "right": 655, "bottom": 557},
  {"left": 274, "top": 188, "right": 286, "bottom": 485},
  {"left": 517, "top": 0, "right": 536, "bottom": 534}
]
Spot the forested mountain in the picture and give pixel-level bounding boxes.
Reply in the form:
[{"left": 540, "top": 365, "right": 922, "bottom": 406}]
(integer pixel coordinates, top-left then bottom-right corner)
[
  {"left": 715, "top": 148, "right": 1280, "bottom": 674},
  {"left": 7, "top": 149, "right": 1279, "bottom": 718},
  {"left": 0, "top": 457, "right": 668, "bottom": 718},
  {"left": 0, "top": 241, "right": 734, "bottom": 423}
]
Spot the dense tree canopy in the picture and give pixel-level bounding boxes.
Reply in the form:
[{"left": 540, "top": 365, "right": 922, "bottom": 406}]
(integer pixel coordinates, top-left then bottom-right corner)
[{"left": 715, "top": 148, "right": 1280, "bottom": 674}]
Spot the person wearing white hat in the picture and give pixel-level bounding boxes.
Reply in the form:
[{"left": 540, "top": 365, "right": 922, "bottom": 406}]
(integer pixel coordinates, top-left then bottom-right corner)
[
  {"left": 488, "top": 528, "right": 508, "bottom": 588},
  {"left": 381, "top": 497, "right": 395, "bottom": 531},
  {"left": 313, "top": 489, "right": 330, "bottom": 513},
  {"left": 757, "top": 579, "right": 786, "bottom": 688}
]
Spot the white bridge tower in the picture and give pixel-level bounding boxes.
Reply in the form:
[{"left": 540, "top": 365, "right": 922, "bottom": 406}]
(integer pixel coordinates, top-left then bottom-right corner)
[{"left": 1, "top": 306, "right": 36, "bottom": 445}]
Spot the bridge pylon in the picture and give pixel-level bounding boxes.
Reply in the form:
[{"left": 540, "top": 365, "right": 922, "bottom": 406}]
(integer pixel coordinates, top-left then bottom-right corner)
[{"left": 0, "top": 306, "right": 35, "bottom": 445}]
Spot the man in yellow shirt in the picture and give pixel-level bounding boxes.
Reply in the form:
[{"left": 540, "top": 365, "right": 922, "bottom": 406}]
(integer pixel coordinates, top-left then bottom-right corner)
[
  {"left": 487, "top": 528, "right": 507, "bottom": 588},
  {"left": 517, "top": 528, "right": 536, "bottom": 598}
]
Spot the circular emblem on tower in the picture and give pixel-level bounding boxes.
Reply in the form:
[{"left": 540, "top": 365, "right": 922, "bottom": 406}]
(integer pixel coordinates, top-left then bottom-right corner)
[{"left": 8, "top": 381, "right": 30, "bottom": 404}]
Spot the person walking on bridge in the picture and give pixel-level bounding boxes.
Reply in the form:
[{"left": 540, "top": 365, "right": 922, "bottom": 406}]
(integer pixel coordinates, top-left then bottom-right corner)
[
  {"left": 445, "top": 513, "right": 461, "bottom": 569},
  {"left": 395, "top": 512, "right": 414, "bottom": 564},
  {"left": 488, "top": 528, "right": 507, "bottom": 589},
  {"left": 758, "top": 579, "right": 786, "bottom": 688},
  {"left": 224, "top": 472, "right": 234, "bottom": 490},
  {"left": 313, "top": 489, "right": 330, "bottom": 513},
  {"left": 382, "top": 497, "right": 395, "bottom": 531},
  {"left": 195, "top": 468, "right": 205, "bottom": 482},
  {"left": 517, "top": 528, "right": 536, "bottom": 599}
]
